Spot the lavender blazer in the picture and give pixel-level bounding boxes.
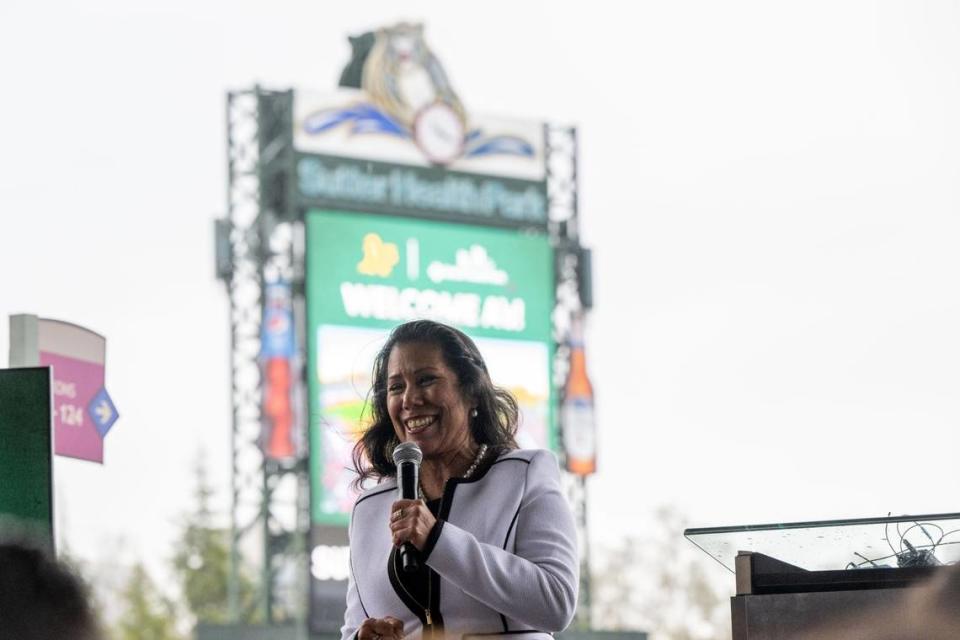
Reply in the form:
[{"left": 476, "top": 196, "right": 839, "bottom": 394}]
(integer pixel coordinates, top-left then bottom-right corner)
[{"left": 341, "top": 448, "right": 579, "bottom": 640}]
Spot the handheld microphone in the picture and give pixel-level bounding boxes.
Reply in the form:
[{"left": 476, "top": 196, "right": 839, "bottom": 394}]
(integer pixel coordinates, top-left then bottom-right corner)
[{"left": 392, "top": 441, "right": 423, "bottom": 573}]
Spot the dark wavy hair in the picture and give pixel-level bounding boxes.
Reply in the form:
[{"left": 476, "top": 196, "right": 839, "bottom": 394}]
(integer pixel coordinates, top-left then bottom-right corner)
[{"left": 352, "top": 320, "right": 519, "bottom": 488}]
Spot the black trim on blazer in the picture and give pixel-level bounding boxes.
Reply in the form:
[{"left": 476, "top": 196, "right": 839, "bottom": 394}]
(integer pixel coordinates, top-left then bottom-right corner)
[
  {"left": 447, "top": 450, "right": 532, "bottom": 488},
  {"left": 500, "top": 456, "right": 531, "bottom": 631},
  {"left": 498, "top": 501, "right": 525, "bottom": 632},
  {"left": 350, "top": 549, "right": 369, "bottom": 619},
  {"left": 388, "top": 545, "right": 445, "bottom": 632},
  {"left": 502, "top": 502, "right": 523, "bottom": 550},
  {"left": 351, "top": 484, "right": 397, "bottom": 619},
  {"left": 385, "top": 449, "right": 541, "bottom": 637},
  {"left": 439, "top": 450, "right": 534, "bottom": 633},
  {"left": 463, "top": 632, "right": 553, "bottom": 638},
  {"left": 387, "top": 496, "right": 447, "bottom": 637},
  {"left": 354, "top": 482, "right": 397, "bottom": 508},
  {"left": 421, "top": 520, "right": 444, "bottom": 561},
  {"left": 433, "top": 455, "right": 461, "bottom": 629}
]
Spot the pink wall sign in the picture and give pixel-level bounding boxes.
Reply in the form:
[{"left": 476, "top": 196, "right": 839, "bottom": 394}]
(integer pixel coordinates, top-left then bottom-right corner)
[
  {"left": 39, "top": 351, "right": 105, "bottom": 462},
  {"left": 9, "top": 316, "right": 118, "bottom": 464}
]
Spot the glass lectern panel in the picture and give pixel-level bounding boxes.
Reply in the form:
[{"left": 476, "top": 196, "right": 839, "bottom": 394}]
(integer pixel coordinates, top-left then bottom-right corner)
[{"left": 684, "top": 512, "right": 960, "bottom": 573}]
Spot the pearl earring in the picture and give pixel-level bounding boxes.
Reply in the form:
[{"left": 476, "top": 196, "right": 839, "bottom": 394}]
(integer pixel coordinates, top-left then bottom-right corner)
[{"left": 470, "top": 408, "right": 478, "bottom": 418}]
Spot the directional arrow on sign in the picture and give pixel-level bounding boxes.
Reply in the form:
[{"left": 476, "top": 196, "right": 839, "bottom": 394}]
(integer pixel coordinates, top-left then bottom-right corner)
[
  {"left": 94, "top": 400, "right": 112, "bottom": 424},
  {"left": 87, "top": 387, "right": 119, "bottom": 438}
]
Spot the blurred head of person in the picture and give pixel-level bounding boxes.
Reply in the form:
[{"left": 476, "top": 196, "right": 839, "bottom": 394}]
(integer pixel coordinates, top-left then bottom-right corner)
[{"left": 0, "top": 541, "right": 101, "bottom": 640}]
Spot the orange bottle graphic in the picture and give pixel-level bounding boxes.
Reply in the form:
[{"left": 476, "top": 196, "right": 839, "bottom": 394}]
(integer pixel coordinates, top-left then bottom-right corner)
[{"left": 562, "top": 316, "right": 596, "bottom": 475}]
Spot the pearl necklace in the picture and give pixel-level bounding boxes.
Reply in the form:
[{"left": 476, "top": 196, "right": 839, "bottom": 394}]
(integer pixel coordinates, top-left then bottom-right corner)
[
  {"left": 418, "top": 444, "right": 488, "bottom": 500},
  {"left": 461, "top": 443, "right": 488, "bottom": 480}
]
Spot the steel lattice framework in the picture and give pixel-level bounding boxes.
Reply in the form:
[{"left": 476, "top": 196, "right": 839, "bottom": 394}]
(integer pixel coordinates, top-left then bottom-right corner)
[
  {"left": 222, "top": 90, "right": 592, "bottom": 632},
  {"left": 545, "top": 125, "right": 593, "bottom": 630},
  {"left": 224, "top": 88, "right": 266, "bottom": 622},
  {"left": 223, "top": 88, "right": 309, "bottom": 627}
]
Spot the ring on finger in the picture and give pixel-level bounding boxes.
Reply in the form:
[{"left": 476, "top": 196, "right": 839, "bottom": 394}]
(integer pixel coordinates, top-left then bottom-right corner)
[{"left": 393, "top": 508, "right": 403, "bottom": 521}]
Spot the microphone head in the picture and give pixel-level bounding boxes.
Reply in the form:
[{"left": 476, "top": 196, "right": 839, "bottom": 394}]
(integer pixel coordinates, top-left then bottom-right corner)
[{"left": 392, "top": 441, "right": 422, "bottom": 466}]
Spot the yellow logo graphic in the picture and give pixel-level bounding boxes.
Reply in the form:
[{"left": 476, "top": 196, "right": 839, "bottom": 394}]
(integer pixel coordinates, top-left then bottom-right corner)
[{"left": 357, "top": 233, "right": 399, "bottom": 277}]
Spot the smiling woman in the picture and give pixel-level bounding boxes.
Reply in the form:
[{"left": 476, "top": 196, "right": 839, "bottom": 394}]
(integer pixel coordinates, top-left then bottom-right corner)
[
  {"left": 385, "top": 341, "right": 476, "bottom": 487},
  {"left": 345, "top": 319, "right": 579, "bottom": 640},
  {"left": 353, "top": 320, "right": 521, "bottom": 490}
]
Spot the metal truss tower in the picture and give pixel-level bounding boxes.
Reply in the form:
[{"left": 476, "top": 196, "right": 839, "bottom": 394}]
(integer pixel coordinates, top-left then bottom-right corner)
[
  {"left": 545, "top": 125, "right": 593, "bottom": 630},
  {"left": 221, "top": 87, "right": 308, "bottom": 628}
]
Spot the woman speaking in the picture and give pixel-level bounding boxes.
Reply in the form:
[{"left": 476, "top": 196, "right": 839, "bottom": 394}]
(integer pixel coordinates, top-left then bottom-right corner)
[{"left": 342, "top": 320, "right": 579, "bottom": 640}]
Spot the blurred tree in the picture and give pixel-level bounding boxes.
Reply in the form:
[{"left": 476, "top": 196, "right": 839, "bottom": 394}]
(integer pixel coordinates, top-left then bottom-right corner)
[
  {"left": 114, "top": 563, "right": 183, "bottom": 640},
  {"left": 171, "top": 454, "right": 258, "bottom": 627},
  {"left": 592, "top": 506, "right": 732, "bottom": 640}
]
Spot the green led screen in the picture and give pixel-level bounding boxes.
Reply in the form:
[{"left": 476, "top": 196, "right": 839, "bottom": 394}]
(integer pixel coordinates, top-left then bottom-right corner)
[{"left": 306, "top": 209, "right": 556, "bottom": 526}]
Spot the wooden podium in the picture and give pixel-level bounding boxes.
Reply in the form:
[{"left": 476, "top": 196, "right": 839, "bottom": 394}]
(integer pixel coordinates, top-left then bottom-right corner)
[
  {"left": 730, "top": 551, "right": 937, "bottom": 639},
  {"left": 684, "top": 513, "right": 960, "bottom": 640}
]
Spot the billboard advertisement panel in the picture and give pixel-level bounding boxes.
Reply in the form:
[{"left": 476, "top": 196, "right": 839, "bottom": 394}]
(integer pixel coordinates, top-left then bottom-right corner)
[
  {"left": 306, "top": 208, "right": 555, "bottom": 527},
  {"left": 260, "top": 279, "right": 304, "bottom": 462}
]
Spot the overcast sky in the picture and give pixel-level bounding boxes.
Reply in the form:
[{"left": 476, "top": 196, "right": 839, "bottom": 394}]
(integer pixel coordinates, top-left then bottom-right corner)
[{"left": 2, "top": 0, "right": 960, "bottom": 597}]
